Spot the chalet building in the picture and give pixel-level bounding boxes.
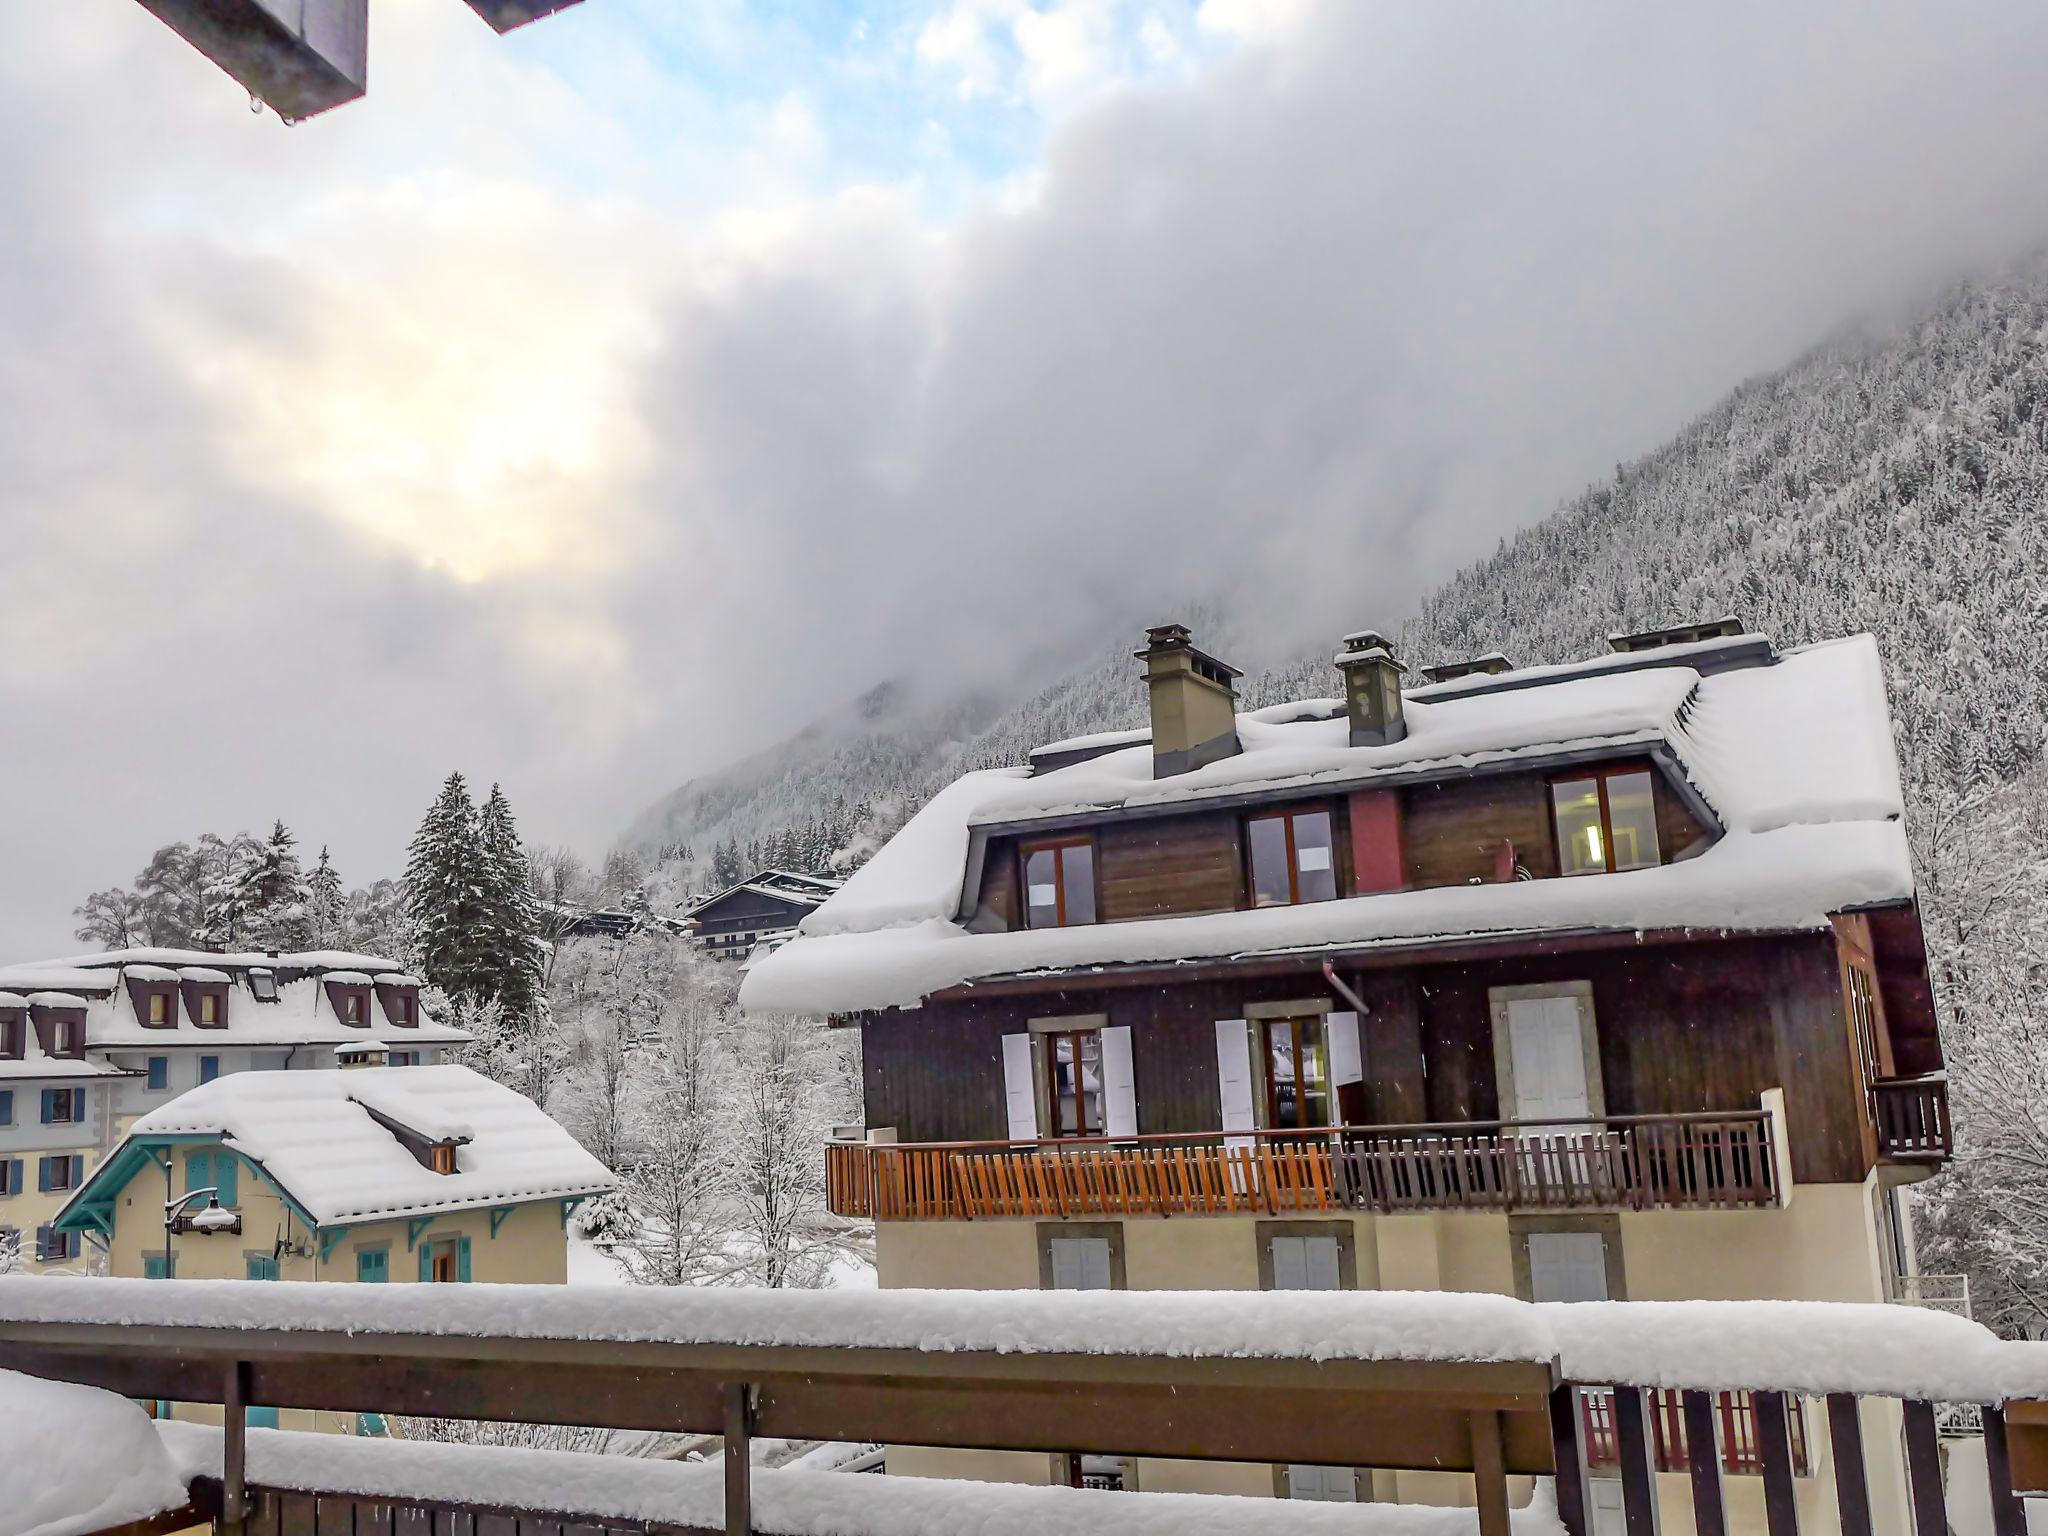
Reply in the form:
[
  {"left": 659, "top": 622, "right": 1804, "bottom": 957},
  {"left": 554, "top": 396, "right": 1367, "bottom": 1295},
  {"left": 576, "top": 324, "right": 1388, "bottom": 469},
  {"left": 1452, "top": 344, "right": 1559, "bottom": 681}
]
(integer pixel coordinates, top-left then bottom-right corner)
[
  {"left": 685, "top": 869, "right": 844, "bottom": 963},
  {"left": 51, "top": 1061, "right": 615, "bottom": 1434},
  {"left": 0, "top": 949, "right": 471, "bottom": 1274},
  {"left": 742, "top": 619, "right": 1951, "bottom": 1532}
]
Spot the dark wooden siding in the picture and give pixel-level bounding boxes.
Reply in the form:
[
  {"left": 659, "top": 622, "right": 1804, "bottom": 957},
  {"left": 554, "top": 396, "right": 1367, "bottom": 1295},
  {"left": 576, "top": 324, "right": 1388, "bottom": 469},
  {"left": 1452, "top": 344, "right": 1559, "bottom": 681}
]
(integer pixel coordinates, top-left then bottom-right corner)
[
  {"left": 859, "top": 932, "right": 1866, "bottom": 1184},
  {"left": 1097, "top": 811, "right": 1244, "bottom": 920},
  {"left": 1401, "top": 774, "right": 1558, "bottom": 887}
]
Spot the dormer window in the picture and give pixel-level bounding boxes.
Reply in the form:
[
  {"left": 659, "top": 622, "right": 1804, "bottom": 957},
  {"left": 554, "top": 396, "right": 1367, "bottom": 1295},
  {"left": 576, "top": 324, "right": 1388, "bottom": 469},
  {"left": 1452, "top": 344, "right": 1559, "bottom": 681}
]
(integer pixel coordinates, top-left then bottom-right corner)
[
  {"left": 344, "top": 994, "right": 362, "bottom": 1024},
  {"left": 1551, "top": 767, "right": 1661, "bottom": 876},
  {"left": 0, "top": 1012, "right": 23, "bottom": 1061},
  {"left": 197, "top": 993, "right": 218, "bottom": 1026},
  {"left": 1247, "top": 806, "right": 1337, "bottom": 907},
  {"left": 1021, "top": 838, "right": 1097, "bottom": 929},
  {"left": 429, "top": 1143, "right": 458, "bottom": 1175},
  {"left": 147, "top": 993, "right": 167, "bottom": 1025},
  {"left": 248, "top": 970, "right": 279, "bottom": 1003}
]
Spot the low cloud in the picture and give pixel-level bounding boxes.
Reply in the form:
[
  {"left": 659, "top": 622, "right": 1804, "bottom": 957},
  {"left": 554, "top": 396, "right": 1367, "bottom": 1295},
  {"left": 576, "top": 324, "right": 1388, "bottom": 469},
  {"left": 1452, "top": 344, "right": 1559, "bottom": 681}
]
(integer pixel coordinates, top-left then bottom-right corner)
[{"left": 5, "top": 1, "right": 2048, "bottom": 953}]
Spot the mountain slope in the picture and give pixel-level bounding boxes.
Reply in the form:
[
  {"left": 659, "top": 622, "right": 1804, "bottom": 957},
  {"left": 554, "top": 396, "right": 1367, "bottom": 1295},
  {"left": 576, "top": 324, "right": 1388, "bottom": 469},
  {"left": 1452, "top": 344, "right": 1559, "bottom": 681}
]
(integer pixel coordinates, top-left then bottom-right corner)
[{"left": 629, "top": 259, "right": 2048, "bottom": 872}]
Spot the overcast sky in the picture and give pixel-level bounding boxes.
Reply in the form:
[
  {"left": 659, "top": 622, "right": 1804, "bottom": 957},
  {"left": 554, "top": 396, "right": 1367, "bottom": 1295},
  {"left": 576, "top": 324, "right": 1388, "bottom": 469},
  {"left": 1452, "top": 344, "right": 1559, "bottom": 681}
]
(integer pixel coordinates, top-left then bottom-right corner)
[{"left": 4, "top": 0, "right": 2048, "bottom": 956}]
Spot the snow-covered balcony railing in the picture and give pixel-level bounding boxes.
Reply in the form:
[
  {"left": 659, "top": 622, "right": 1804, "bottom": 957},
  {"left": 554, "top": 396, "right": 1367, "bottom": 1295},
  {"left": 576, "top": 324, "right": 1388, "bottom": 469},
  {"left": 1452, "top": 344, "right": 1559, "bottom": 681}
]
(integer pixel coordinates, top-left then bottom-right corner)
[
  {"left": 1871, "top": 1074, "right": 1951, "bottom": 1162},
  {"left": 13, "top": 1284, "right": 2048, "bottom": 1536},
  {"left": 827, "top": 1109, "right": 1779, "bottom": 1222}
]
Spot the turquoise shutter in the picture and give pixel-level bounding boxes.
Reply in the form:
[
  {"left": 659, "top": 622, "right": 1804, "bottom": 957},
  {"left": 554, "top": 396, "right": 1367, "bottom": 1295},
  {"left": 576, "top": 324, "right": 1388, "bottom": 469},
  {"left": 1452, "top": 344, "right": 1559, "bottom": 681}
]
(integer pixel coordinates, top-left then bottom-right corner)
[
  {"left": 457, "top": 1236, "right": 472, "bottom": 1283},
  {"left": 186, "top": 1150, "right": 210, "bottom": 1197},
  {"left": 419, "top": 1243, "right": 433, "bottom": 1283},
  {"left": 71, "top": 1088, "right": 84, "bottom": 1122},
  {"left": 37, "top": 1158, "right": 51, "bottom": 1194},
  {"left": 357, "top": 1248, "right": 387, "bottom": 1283},
  {"left": 71, "top": 1156, "right": 82, "bottom": 1188},
  {"left": 40, "top": 1089, "right": 53, "bottom": 1123},
  {"left": 216, "top": 1154, "right": 238, "bottom": 1207}
]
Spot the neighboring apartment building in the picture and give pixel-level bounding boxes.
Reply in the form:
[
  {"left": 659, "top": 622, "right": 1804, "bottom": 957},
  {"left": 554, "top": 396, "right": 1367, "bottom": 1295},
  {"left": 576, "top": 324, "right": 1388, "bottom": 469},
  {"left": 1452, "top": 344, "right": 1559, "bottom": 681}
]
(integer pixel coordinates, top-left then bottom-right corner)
[
  {"left": 742, "top": 619, "right": 1951, "bottom": 1533},
  {"left": 50, "top": 1057, "right": 616, "bottom": 1434},
  {"left": 0, "top": 949, "right": 471, "bottom": 1273},
  {"left": 686, "top": 870, "right": 844, "bottom": 963}
]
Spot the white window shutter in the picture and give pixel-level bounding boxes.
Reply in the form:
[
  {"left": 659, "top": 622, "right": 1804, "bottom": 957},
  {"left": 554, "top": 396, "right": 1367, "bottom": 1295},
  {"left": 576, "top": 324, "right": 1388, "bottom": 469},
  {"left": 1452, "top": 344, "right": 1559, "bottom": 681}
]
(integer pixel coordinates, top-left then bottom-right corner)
[
  {"left": 1527, "top": 1231, "right": 1609, "bottom": 1303},
  {"left": 1001, "top": 1033, "right": 1038, "bottom": 1141},
  {"left": 1049, "top": 1236, "right": 1113, "bottom": 1291},
  {"left": 1328, "top": 1010, "right": 1362, "bottom": 1088},
  {"left": 1100, "top": 1025, "right": 1138, "bottom": 1138},
  {"left": 1214, "top": 1019, "right": 1254, "bottom": 1144},
  {"left": 1272, "top": 1235, "right": 1308, "bottom": 1291},
  {"left": 1304, "top": 1235, "right": 1342, "bottom": 1290}
]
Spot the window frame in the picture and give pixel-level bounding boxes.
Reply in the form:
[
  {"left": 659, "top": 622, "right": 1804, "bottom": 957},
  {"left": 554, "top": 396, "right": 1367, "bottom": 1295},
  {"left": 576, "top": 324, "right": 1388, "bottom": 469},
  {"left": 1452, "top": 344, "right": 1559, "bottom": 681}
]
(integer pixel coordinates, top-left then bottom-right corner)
[
  {"left": 1548, "top": 762, "right": 1663, "bottom": 877},
  {"left": 0, "top": 1013, "right": 21, "bottom": 1060},
  {"left": 247, "top": 970, "right": 280, "bottom": 1004},
  {"left": 146, "top": 1056, "right": 169, "bottom": 1091},
  {"left": 199, "top": 1055, "right": 221, "bottom": 1084},
  {"left": 1244, "top": 803, "right": 1340, "bottom": 908},
  {"left": 1032, "top": 1021, "right": 1105, "bottom": 1139},
  {"left": 1035, "top": 1221, "right": 1126, "bottom": 1290},
  {"left": 1018, "top": 835, "right": 1099, "bottom": 929}
]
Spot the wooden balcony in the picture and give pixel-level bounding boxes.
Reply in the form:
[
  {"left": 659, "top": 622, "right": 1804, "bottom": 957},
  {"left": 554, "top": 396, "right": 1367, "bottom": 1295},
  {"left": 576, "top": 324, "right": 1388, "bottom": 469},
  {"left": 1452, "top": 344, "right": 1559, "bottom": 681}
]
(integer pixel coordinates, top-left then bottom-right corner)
[
  {"left": 827, "top": 1110, "right": 1779, "bottom": 1222},
  {"left": 1872, "top": 1074, "right": 1951, "bottom": 1163}
]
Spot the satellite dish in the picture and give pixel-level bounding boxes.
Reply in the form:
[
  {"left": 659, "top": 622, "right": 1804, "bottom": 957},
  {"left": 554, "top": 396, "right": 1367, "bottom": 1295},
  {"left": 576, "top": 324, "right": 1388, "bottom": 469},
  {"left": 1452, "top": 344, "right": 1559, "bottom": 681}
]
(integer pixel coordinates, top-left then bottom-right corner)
[{"left": 131, "top": 0, "right": 586, "bottom": 120}]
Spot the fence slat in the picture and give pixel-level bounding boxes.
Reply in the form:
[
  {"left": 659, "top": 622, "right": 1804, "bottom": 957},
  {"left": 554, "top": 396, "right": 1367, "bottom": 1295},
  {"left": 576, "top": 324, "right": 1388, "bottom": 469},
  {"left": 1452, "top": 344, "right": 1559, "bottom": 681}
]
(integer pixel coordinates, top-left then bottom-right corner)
[
  {"left": 1984, "top": 1406, "right": 2028, "bottom": 1536},
  {"left": 1550, "top": 1386, "right": 1593, "bottom": 1536},
  {"left": 1614, "top": 1388, "right": 1662, "bottom": 1536},
  {"left": 1753, "top": 1391, "right": 1801, "bottom": 1536},
  {"left": 1827, "top": 1393, "right": 1874, "bottom": 1536},
  {"left": 1683, "top": 1390, "right": 1727, "bottom": 1536},
  {"left": 1901, "top": 1400, "right": 1945, "bottom": 1536}
]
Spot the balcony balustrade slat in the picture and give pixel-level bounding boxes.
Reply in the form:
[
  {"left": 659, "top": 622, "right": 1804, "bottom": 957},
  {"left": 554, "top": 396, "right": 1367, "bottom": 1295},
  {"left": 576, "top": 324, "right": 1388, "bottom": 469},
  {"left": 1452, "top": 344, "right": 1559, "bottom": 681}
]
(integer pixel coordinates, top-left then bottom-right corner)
[
  {"left": 1902, "top": 1400, "right": 1946, "bottom": 1536},
  {"left": 829, "top": 1112, "right": 1778, "bottom": 1221},
  {"left": 1684, "top": 1389, "right": 1729, "bottom": 1536},
  {"left": 1753, "top": 1392, "right": 1801, "bottom": 1536},
  {"left": 1827, "top": 1394, "right": 1874, "bottom": 1536}
]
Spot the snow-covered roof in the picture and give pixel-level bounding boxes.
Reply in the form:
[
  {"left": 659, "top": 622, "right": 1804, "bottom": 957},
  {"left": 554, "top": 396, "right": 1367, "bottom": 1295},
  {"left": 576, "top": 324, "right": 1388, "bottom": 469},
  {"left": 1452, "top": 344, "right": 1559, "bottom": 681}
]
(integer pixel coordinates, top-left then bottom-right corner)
[
  {"left": 87, "top": 1066, "right": 615, "bottom": 1226},
  {"left": 684, "top": 872, "right": 841, "bottom": 921},
  {"left": 1, "top": 1370, "right": 192, "bottom": 1536},
  {"left": 741, "top": 635, "right": 1913, "bottom": 1015},
  {"left": 0, "top": 948, "right": 471, "bottom": 1050}
]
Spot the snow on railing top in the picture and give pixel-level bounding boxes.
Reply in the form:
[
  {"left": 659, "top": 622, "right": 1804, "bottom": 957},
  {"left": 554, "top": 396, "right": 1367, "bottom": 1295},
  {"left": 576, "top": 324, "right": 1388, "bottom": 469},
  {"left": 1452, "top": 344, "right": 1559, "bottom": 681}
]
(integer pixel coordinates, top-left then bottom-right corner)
[{"left": 6, "top": 1280, "right": 2048, "bottom": 1405}]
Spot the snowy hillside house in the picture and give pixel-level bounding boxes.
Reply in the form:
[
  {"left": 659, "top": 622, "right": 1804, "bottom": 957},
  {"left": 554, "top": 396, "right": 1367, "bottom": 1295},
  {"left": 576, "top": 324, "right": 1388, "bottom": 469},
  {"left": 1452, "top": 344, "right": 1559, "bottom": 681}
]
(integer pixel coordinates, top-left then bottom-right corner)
[
  {"left": 0, "top": 949, "right": 470, "bottom": 1273},
  {"left": 742, "top": 619, "right": 1951, "bottom": 1517},
  {"left": 685, "top": 869, "right": 844, "bottom": 962},
  {"left": 49, "top": 1063, "right": 615, "bottom": 1430}
]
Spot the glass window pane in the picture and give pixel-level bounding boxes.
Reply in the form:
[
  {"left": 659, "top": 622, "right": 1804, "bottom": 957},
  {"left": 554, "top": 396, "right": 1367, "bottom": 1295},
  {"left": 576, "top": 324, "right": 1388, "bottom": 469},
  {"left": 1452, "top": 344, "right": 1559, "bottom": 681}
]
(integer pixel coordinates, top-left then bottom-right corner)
[
  {"left": 1024, "top": 847, "right": 1060, "bottom": 927},
  {"left": 1061, "top": 843, "right": 1096, "bottom": 925},
  {"left": 1297, "top": 1016, "right": 1331, "bottom": 1128},
  {"left": 1604, "top": 771, "right": 1660, "bottom": 871},
  {"left": 1292, "top": 811, "right": 1337, "bottom": 902},
  {"left": 1249, "top": 816, "right": 1292, "bottom": 906},
  {"left": 1269, "top": 1023, "right": 1300, "bottom": 1129},
  {"left": 1552, "top": 779, "right": 1605, "bottom": 875}
]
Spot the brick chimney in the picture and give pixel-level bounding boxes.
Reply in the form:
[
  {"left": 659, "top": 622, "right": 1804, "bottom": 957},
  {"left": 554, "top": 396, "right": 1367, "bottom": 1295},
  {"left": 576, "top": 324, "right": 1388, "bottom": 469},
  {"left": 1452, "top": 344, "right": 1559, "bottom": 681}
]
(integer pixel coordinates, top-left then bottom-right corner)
[
  {"left": 1335, "top": 630, "right": 1408, "bottom": 747},
  {"left": 1136, "top": 623, "right": 1242, "bottom": 778}
]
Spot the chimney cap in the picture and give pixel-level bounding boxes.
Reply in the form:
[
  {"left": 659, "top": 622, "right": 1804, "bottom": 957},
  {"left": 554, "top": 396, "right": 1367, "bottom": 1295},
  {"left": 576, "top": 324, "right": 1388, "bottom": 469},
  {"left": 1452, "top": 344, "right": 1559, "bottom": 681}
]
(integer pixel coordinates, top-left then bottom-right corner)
[
  {"left": 1335, "top": 630, "right": 1406, "bottom": 671},
  {"left": 1135, "top": 622, "right": 1242, "bottom": 681}
]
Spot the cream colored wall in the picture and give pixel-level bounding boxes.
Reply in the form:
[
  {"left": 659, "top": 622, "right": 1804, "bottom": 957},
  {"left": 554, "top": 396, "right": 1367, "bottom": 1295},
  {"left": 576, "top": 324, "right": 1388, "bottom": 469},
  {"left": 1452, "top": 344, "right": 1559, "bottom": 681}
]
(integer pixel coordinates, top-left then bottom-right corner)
[
  {"left": 316, "top": 1201, "right": 570, "bottom": 1286},
  {"left": 6, "top": 1176, "right": 97, "bottom": 1274},
  {"left": 874, "top": 1191, "right": 1911, "bottom": 1531}
]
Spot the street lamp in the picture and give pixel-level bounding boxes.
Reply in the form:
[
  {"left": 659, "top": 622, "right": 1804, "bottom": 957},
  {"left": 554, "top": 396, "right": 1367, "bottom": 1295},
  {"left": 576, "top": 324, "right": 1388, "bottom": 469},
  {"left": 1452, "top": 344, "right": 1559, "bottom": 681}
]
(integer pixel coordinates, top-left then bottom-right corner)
[{"left": 162, "top": 1184, "right": 237, "bottom": 1278}]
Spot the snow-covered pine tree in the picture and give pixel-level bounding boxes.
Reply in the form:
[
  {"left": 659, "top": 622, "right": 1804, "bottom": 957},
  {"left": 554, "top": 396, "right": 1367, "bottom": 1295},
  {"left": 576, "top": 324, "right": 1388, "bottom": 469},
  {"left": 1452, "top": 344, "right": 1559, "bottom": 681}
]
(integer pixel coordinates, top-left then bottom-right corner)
[
  {"left": 306, "top": 847, "right": 346, "bottom": 950},
  {"left": 241, "top": 820, "right": 312, "bottom": 951},
  {"left": 403, "top": 774, "right": 492, "bottom": 1001},
  {"left": 477, "top": 783, "right": 545, "bottom": 1023}
]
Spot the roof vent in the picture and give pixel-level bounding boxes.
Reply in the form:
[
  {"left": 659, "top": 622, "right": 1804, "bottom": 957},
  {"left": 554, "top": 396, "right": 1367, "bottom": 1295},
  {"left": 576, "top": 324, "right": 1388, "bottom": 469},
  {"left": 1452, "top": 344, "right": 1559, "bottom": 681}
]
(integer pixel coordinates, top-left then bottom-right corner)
[
  {"left": 1135, "top": 623, "right": 1242, "bottom": 778},
  {"left": 1334, "top": 630, "right": 1408, "bottom": 747},
  {"left": 1420, "top": 652, "right": 1515, "bottom": 685},
  {"left": 1608, "top": 616, "right": 1744, "bottom": 654}
]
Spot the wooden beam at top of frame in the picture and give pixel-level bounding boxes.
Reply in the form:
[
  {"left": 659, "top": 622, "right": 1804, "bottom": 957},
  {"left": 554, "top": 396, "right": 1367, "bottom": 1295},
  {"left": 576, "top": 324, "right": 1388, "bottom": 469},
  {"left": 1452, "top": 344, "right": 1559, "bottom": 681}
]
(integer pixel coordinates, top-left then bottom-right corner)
[
  {"left": 134, "top": 0, "right": 367, "bottom": 119},
  {"left": 461, "top": 0, "right": 585, "bottom": 32},
  {"left": 0, "top": 1321, "right": 1561, "bottom": 1477}
]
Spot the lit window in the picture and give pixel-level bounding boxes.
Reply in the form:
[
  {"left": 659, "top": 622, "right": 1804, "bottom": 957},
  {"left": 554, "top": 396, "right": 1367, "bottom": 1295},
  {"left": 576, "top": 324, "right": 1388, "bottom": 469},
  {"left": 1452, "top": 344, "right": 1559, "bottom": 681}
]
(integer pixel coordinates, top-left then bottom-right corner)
[
  {"left": 248, "top": 971, "right": 279, "bottom": 1003},
  {"left": 197, "top": 993, "right": 219, "bottom": 1026},
  {"left": 147, "top": 992, "right": 167, "bottom": 1024},
  {"left": 1247, "top": 807, "right": 1338, "bottom": 907},
  {"left": 1552, "top": 768, "right": 1662, "bottom": 876},
  {"left": 429, "top": 1144, "right": 458, "bottom": 1175},
  {"left": 1038, "top": 1027, "right": 1103, "bottom": 1138},
  {"left": 1021, "top": 839, "right": 1097, "bottom": 928}
]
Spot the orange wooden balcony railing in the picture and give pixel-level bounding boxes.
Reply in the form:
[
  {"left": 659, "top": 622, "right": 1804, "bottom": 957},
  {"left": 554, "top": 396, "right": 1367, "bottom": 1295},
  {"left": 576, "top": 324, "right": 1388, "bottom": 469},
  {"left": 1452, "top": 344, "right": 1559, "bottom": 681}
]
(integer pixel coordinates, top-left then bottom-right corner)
[
  {"left": 826, "top": 1110, "right": 1778, "bottom": 1222},
  {"left": 1872, "top": 1074, "right": 1951, "bottom": 1162}
]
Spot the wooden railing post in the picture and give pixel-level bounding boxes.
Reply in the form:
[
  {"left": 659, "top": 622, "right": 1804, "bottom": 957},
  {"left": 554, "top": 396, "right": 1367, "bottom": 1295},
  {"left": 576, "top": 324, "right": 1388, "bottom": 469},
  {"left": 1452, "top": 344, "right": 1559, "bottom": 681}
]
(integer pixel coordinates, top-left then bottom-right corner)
[
  {"left": 1471, "top": 1408, "right": 1512, "bottom": 1536},
  {"left": 1550, "top": 1385, "right": 1593, "bottom": 1536},
  {"left": 1752, "top": 1391, "right": 1800, "bottom": 1536},
  {"left": 1681, "top": 1389, "right": 1727, "bottom": 1536},
  {"left": 222, "top": 1359, "right": 250, "bottom": 1534},
  {"left": 1826, "top": 1393, "right": 1874, "bottom": 1536},
  {"left": 723, "top": 1382, "right": 755, "bottom": 1536},
  {"left": 1984, "top": 1406, "right": 2028, "bottom": 1536},
  {"left": 1613, "top": 1387, "right": 1662, "bottom": 1536},
  {"left": 1900, "top": 1400, "right": 1946, "bottom": 1536}
]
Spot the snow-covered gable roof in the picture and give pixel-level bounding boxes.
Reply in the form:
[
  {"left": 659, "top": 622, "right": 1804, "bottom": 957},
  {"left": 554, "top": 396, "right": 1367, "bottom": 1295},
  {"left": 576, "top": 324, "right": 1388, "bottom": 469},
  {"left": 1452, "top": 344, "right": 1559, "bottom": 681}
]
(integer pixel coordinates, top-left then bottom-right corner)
[
  {"left": 683, "top": 873, "right": 840, "bottom": 922},
  {"left": 86, "top": 1066, "right": 615, "bottom": 1226},
  {"left": 0, "top": 949, "right": 471, "bottom": 1050},
  {"left": 740, "top": 635, "right": 1913, "bottom": 1016}
]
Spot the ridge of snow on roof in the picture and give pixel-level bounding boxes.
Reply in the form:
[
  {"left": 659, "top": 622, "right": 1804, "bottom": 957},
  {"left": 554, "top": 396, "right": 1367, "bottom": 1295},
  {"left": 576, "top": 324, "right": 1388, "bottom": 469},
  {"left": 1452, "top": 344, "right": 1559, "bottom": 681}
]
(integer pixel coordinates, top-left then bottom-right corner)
[
  {"left": 741, "top": 636, "right": 1912, "bottom": 1015},
  {"left": 122, "top": 1066, "right": 614, "bottom": 1225},
  {"left": 8, "top": 947, "right": 408, "bottom": 973},
  {"left": 2, "top": 1370, "right": 193, "bottom": 1536}
]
